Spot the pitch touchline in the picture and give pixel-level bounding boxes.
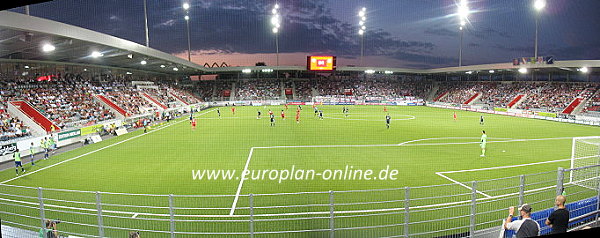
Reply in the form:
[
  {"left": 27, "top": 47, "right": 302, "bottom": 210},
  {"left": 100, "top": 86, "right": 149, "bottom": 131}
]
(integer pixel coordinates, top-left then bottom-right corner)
[
  {"left": 0, "top": 109, "right": 216, "bottom": 184},
  {"left": 228, "top": 136, "right": 572, "bottom": 215}
]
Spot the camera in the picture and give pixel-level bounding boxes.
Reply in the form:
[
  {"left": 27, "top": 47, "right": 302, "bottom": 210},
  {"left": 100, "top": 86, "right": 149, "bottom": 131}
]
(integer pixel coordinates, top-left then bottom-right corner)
[{"left": 50, "top": 220, "right": 61, "bottom": 225}]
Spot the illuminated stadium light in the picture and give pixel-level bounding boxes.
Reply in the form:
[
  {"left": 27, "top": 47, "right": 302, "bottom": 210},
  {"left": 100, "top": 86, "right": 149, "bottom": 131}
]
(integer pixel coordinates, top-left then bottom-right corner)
[
  {"left": 489, "top": 70, "right": 495, "bottom": 74},
  {"left": 579, "top": 67, "right": 589, "bottom": 73},
  {"left": 127, "top": 54, "right": 133, "bottom": 59},
  {"left": 458, "top": 0, "right": 469, "bottom": 24},
  {"left": 42, "top": 43, "right": 55, "bottom": 52},
  {"left": 262, "top": 68, "right": 274, "bottom": 73},
  {"left": 90, "top": 51, "right": 103, "bottom": 58},
  {"left": 242, "top": 69, "right": 252, "bottom": 74},
  {"left": 140, "top": 60, "right": 147, "bottom": 65},
  {"left": 358, "top": 8, "right": 367, "bottom": 66},
  {"left": 358, "top": 29, "right": 364, "bottom": 35},
  {"left": 173, "top": 67, "right": 179, "bottom": 71},
  {"left": 126, "top": 72, "right": 132, "bottom": 75},
  {"left": 534, "top": 0, "right": 546, "bottom": 11},
  {"left": 518, "top": 68, "right": 528, "bottom": 74},
  {"left": 384, "top": 71, "right": 394, "bottom": 74},
  {"left": 182, "top": 2, "right": 190, "bottom": 10},
  {"left": 24, "top": 65, "right": 30, "bottom": 69},
  {"left": 364, "top": 69, "right": 376, "bottom": 74},
  {"left": 160, "top": 65, "right": 165, "bottom": 68},
  {"left": 271, "top": 3, "right": 281, "bottom": 78},
  {"left": 184, "top": 15, "right": 189, "bottom": 21},
  {"left": 466, "top": 71, "right": 473, "bottom": 74}
]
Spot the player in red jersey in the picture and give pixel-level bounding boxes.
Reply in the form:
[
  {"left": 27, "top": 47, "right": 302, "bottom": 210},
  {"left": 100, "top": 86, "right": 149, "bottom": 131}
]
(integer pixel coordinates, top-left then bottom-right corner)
[
  {"left": 231, "top": 107, "right": 236, "bottom": 115},
  {"left": 295, "top": 109, "right": 301, "bottom": 123},
  {"left": 268, "top": 109, "right": 273, "bottom": 116},
  {"left": 191, "top": 118, "right": 197, "bottom": 130},
  {"left": 281, "top": 110, "right": 286, "bottom": 120},
  {"left": 285, "top": 104, "right": 288, "bottom": 110},
  {"left": 383, "top": 106, "right": 388, "bottom": 112},
  {"left": 453, "top": 111, "right": 457, "bottom": 121}
]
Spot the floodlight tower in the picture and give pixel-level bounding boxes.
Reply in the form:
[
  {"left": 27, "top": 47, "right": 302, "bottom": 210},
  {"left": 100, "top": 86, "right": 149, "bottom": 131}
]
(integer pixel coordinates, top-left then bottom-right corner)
[
  {"left": 271, "top": 3, "right": 281, "bottom": 79},
  {"left": 358, "top": 7, "right": 367, "bottom": 67},
  {"left": 533, "top": 0, "right": 546, "bottom": 59},
  {"left": 457, "top": 0, "right": 469, "bottom": 67},
  {"left": 183, "top": 2, "right": 192, "bottom": 61}
]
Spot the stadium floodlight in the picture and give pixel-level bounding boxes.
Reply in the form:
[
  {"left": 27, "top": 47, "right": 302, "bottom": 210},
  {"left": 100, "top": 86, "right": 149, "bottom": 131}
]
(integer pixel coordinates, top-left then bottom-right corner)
[
  {"left": 242, "top": 69, "right": 252, "bottom": 74},
  {"left": 365, "top": 69, "right": 375, "bottom": 74},
  {"left": 160, "top": 64, "right": 165, "bottom": 68},
  {"left": 173, "top": 67, "right": 179, "bottom": 71},
  {"left": 518, "top": 68, "right": 528, "bottom": 74},
  {"left": 271, "top": 3, "right": 281, "bottom": 80},
  {"left": 466, "top": 71, "right": 473, "bottom": 74},
  {"left": 24, "top": 65, "right": 30, "bottom": 69},
  {"left": 579, "top": 67, "right": 589, "bottom": 73},
  {"left": 489, "top": 70, "right": 495, "bottom": 74},
  {"left": 534, "top": 0, "right": 546, "bottom": 11},
  {"left": 262, "top": 68, "right": 274, "bottom": 73},
  {"left": 358, "top": 7, "right": 367, "bottom": 66},
  {"left": 384, "top": 71, "right": 393, "bottom": 74},
  {"left": 126, "top": 72, "right": 132, "bottom": 75},
  {"left": 90, "top": 51, "right": 103, "bottom": 58},
  {"left": 140, "top": 60, "right": 147, "bottom": 65},
  {"left": 533, "top": 0, "right": 546, "bottom": 59},
  {"left": 457, "top": 0, "right": 469, "bottom": 67},
  {"left": 183, "top": 3, "right": 192, "bottom": 61},
  {"left": 42, "top": 43, "right": 55, "bottom": 52}
]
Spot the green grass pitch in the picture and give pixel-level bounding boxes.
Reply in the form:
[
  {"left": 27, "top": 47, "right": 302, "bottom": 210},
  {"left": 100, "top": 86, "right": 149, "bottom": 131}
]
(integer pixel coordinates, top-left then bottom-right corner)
[{"left": 1, "top": 105, "right": 598, "bottom": 237}]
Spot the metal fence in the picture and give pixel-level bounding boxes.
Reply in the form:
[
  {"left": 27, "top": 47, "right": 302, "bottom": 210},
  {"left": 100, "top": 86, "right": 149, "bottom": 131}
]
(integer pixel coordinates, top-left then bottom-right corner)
[{"left": 0, "top": 165, "right": 598, "bottom": 237}]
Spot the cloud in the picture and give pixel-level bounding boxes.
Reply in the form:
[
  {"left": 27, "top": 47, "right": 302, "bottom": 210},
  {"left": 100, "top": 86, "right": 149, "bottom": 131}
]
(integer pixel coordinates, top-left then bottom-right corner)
[
  {"left": 424, "top": 28, "right": 456, "bottom": 38},
  {"left": 109, "top": 15, "right": 120, "bottom": 21},
  {"left": 154, "top": 19, "right": 176, "bottom": 28}
]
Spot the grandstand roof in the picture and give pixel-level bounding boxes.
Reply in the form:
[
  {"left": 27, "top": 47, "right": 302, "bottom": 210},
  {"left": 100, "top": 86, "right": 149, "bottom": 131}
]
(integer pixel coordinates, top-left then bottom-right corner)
[{"left": 0, "top": 11, "right": 207, "bottom": 75}]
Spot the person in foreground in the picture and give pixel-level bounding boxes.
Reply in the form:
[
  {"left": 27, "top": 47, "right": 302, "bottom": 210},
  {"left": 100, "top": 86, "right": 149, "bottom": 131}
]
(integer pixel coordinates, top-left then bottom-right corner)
[
  {"left": 504, "top": 204, "right": 540, "bottom": 237},
  {"left": 545, "top": 195, "right": 569, "bottom": 234}
]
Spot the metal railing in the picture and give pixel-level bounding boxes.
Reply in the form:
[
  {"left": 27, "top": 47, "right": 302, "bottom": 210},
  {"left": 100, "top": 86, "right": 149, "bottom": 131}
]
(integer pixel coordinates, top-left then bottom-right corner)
[{"left": 0, "top": 165, "right": 598, "bottom": 237}]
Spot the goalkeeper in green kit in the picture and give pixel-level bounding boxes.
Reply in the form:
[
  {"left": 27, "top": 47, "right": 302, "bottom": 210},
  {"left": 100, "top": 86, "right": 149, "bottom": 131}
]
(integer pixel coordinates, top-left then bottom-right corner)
[{"left": 480, "top": 130, "right": 487, "bottom": 157}]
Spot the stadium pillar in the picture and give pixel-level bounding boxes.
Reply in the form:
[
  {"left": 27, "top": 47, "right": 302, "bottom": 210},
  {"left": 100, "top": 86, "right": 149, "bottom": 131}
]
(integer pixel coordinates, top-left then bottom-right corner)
[
  {"left": 169, "top": 194, "right": 175, "bottom": 238},
  {"left": 249, "top": 194, "right": 254, "bottom": 237},
  {"left": 469, "top": 181, "right": 477, "bottom": 237},
  {"left": 404, "top": 187, "right": 410, "bottom": 237},
  {"left": 556, "top": 167, "right": 564, "bottom": 196},
  {"left": 95, "top": 192, "right": 105, "bottom": 237},
  {"left": 37, "top": 187, "right": 46, "bottom": 235},
  {"left": 519, "top": 175, "right": 525, "bottom": 206},
  {"left": 25, "top": 5, "right": 30, "bottom": 15},
  {"left": 329, "top": 190, "right": 335, "bottom": 238}
]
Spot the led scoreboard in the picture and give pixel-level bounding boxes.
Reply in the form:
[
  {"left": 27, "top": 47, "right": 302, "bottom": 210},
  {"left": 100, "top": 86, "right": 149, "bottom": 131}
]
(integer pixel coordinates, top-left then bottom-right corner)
[{"left": 307, "top": 56, "right": 336, "bottom": 71}]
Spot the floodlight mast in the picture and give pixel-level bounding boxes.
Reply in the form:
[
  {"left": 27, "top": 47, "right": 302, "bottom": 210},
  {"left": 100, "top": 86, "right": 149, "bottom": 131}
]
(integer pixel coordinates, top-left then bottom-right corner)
[
  {"left": 457, "top": 0, "right": 469, "bottom": 67},
  {"left": 358, "top": 8, "right": 366, "bottom": 67},
  {"left": 534, "top": 0, "right": 546, "bottom": 59},
  {"left": 271, "top": 2, "right": 281, "bottom": 79},
  {"left": 183, "top": 2, "right": 191, "bottom": 61}
]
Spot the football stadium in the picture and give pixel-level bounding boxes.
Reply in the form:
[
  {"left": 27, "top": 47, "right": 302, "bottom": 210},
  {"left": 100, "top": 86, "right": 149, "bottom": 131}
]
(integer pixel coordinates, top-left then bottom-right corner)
[{"left": 0, "top": 1, "right": 599, "bottom": 237}]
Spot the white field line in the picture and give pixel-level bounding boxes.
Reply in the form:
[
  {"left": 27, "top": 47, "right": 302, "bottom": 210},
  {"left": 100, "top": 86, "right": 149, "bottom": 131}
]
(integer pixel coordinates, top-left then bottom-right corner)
[
  {"left": 0, "top": 109, "right": 216, "bottom": 184},
  {"left": 435, "top": 172, "right": 492, "bottom": 198},
  {"left": 228, "top": 136, "right": 573, "bottom": 215},
  {"left": 438, "top": 158, "right": 573, "bottom": 175},
  {"left": 229, "top": 147, "right": 255, "bottom": 216}
]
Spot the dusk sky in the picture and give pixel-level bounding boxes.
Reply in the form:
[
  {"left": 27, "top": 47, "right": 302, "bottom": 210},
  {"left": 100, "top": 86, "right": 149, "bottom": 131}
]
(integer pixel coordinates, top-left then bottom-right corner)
[{"left": 10, "top": 0, "right": 600, "bottom": 69}]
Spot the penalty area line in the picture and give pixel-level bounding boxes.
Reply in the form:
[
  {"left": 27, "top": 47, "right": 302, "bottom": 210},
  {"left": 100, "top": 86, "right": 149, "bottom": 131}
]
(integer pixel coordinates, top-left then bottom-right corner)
[
  {"left": 0, "top": 108, "right": 216, "bottom": 185},
  {"left": 230, "top": 147, "right": 255, "bottom": 216},
  {"left": 435, "top": 172, "right": 492, "bottom": 198}
]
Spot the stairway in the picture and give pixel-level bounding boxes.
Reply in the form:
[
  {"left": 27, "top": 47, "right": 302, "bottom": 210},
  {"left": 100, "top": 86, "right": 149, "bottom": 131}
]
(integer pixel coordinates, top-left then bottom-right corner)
[
  {"left": 508, "top": 94, "right": 526, "bottom": 109},
  {"left": 94, "top": 95, "right": 128, "bottom": 118},
  {"left": 8, "top": 100, "right": 60, "bottom": 134},
  {"left": 562, "top": 98, "right": 584, "bottom": 115},
  {"left": 141, "top": 93, "right": 167, "bottom": 110}
]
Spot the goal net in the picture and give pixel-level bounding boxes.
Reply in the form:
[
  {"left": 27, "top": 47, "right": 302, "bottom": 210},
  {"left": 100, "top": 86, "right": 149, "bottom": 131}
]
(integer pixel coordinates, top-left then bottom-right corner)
[{"left": 570, "top": 136, "right": 600, "bottom": 190}]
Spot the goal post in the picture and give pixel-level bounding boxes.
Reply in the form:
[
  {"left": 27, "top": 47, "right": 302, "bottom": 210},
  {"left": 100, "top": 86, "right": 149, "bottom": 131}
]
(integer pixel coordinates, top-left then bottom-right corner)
[{"left": 569, "top": 136, "right": 600, "bottom": 190}]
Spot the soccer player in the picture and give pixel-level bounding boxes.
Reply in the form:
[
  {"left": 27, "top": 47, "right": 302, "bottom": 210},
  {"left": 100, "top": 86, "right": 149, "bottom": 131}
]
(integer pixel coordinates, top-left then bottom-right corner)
[
  {"left": 344, "top": 107, "right": 349, "bottom": 117},
  {"left": 41, "top": 138, "right": 49, "bottom": 160},
  {"left": 480, "top": 130, "right": 487, "bottom": 157},
  {"left": 217, "top": 108, "right": 221, "bottom": 118},
  {"left": 189, "top": 113, "right": 194, "bottom": 122},
  {"left": 453, "top": 111, "right": 457, "bottom": 121},
  {"left": 281, "top": 110, "right": 286, "bottom": 120},
  {"left": 49, "top": 136, "right": 56, "bottom": 154},
  {"left": 480, "top": 115, "right": 484, "bottom": 125},
  {"left": 386, "top": 114, "right": 391, "bottom": 129},
  {"left": 314, "top": 106, "right": 319, "bottom": 117},
  {"left": 14, "top": 149, "right": 25, "bottom": 175},
  {"left": 318, "top": 110, "right": 323, "bottom": 120},
  {"left": 257, "top": 110, "right": 262, "bottom": 119},
  {"left": 191, "top": 118, "right": 197, "bottom": 130},
  {"left": 295, "top": 108, "right": 301, "bottom": 123},
  {"left": 284, "top": 104, "right": 288, "bottom": 110},
  {"left": 383, "top": 106, "right": 388, "bottom": 112},
  {"left": 143, "top": 119, "right": 149, "bottom": 133},
  {"left": 270, "top": 114, "right": 275, "bottom": 126},
  {"left": 29, "top": 142, "right": 36, "bottom": 166},
  {"left": 231, "top": 107, "right": 236, "bottom": 115}
]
